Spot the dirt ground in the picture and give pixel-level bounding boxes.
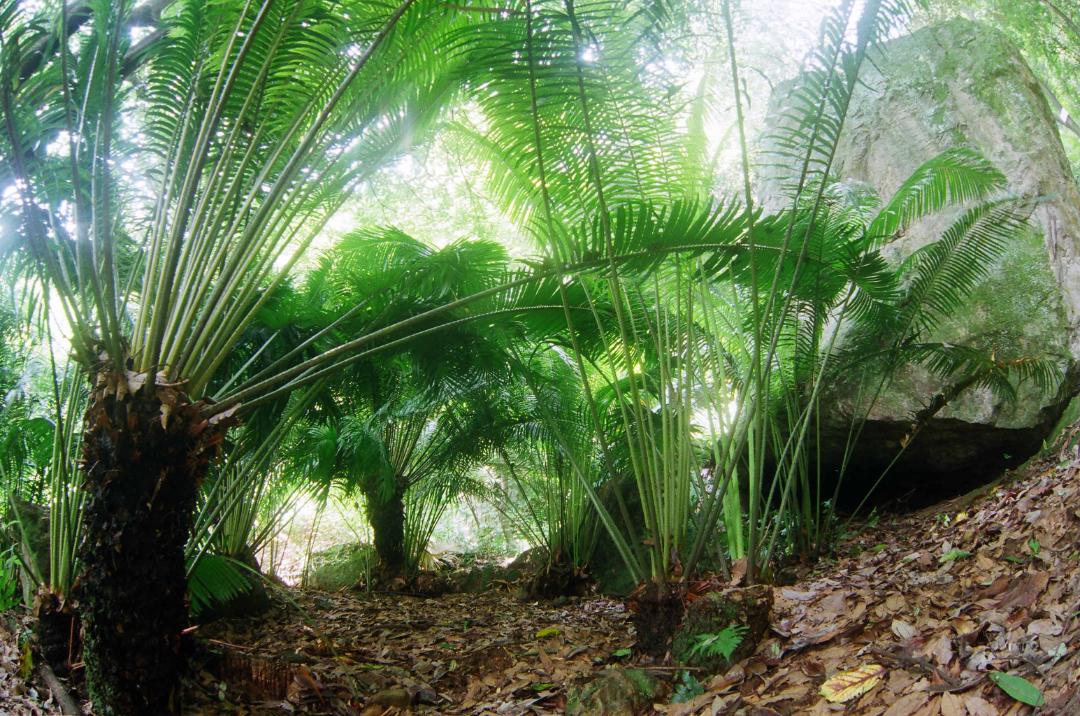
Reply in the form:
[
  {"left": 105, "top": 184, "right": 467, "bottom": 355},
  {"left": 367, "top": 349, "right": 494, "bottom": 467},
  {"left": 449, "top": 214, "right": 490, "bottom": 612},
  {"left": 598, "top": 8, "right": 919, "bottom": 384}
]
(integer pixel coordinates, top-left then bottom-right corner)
[{"left": 2, "top": 449, "right": 1079, "bottom": 716}]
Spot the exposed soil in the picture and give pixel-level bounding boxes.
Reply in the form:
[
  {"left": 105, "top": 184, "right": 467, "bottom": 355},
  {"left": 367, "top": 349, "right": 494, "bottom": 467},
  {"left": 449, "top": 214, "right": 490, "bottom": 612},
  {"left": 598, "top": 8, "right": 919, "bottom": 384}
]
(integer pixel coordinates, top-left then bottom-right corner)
[{"left": 2, "top": 448, "right": 1079, "bottom": 716}]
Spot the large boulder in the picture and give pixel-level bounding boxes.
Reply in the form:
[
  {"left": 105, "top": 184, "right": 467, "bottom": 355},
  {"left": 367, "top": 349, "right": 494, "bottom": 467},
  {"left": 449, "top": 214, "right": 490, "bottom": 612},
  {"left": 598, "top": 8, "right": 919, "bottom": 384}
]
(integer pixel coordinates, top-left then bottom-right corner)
[
  {"left": 307, "top": 543, "right": 376, "bottom": 591},
  {"left": 760, "top": 19, "right": 1080, "bottom": 503},
  {"left": 9, "top": 496, "right": 49, "bottom": 607},
  {"left": 591, "top": 477, "right": 643, "bottom": 596}
]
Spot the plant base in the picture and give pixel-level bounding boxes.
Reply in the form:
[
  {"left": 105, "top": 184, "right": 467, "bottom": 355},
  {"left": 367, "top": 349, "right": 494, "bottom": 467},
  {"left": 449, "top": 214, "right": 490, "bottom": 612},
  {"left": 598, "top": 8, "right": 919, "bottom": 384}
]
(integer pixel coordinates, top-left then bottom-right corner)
[
  {"left": 34, "top": 589, "right": 79, "bottom": 674},
  {"left": 629, "top": 582, "right": 685, "bottom": 657}
]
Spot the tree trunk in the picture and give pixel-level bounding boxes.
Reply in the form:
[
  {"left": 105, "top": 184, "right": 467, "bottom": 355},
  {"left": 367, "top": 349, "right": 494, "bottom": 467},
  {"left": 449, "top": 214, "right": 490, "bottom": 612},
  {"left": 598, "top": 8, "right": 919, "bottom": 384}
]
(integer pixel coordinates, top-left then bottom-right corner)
[
  {"left": 78, "top": 376, "right": 229, "bottom": 715},
  {"left": 364, "top": 483, "right": 406, "bottom": 578},
  {"left": 34, "top": 588, "right": 79, "bottom": 674}
]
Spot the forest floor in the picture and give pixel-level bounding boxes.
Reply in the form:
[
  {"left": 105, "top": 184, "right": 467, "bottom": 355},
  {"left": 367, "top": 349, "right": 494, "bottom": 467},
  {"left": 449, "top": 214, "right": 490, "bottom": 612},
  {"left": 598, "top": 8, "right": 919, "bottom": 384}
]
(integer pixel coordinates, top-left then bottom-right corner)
[{"left": 2, "top": 450, "right": 1079, "bottom": 716}]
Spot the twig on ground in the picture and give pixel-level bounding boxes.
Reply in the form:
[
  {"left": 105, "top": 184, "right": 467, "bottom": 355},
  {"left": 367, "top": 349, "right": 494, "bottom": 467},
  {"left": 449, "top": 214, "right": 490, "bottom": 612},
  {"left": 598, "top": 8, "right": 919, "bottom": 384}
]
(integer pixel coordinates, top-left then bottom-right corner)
[
  {"left": 206, "top": 638, "right": 254, "bottom": 651},
  {"left": 36, "top": 663, "right": 81, "bottom": 716},
  {"left": 926, "top": 675, "right": 986, "bottom": 694},
  {"left": 869, "top": 644, "right": 962, "bottom": 689},
  {"left": 640, "top": 665, "right": 707, "bottom": 671}
]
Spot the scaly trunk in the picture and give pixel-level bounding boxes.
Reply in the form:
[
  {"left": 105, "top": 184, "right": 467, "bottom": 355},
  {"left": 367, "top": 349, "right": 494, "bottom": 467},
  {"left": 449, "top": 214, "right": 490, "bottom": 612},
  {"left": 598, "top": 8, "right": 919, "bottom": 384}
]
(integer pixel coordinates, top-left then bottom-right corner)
[
  {"left": 364, "top": 483, "right": 406, "bottom": 579},
  {"left": 78, "top": 375, "right": 229, "bottom": 715},
  {"left": 34, "top": 588, "right": 79, "bottom": 674}
]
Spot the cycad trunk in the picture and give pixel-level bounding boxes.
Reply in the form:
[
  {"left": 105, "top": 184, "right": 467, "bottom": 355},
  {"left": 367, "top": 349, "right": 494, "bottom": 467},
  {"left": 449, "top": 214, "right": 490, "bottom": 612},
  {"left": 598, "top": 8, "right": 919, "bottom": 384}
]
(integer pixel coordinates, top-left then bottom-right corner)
[
  {"left": 364, "top": 484, "right": 406, "bottom": 578},
  {"left": 34, "top": 589, "right": 79, "bottom": 674},
  {"left": 78, "top": 375, "right": 227, "bottom": 715}
]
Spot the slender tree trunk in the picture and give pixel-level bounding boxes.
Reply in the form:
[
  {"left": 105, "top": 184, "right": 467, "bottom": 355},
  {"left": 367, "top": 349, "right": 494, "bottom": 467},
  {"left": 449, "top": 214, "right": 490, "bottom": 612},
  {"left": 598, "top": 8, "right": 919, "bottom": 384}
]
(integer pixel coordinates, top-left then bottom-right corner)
[
  {"left": 78, "top": 376, "right": 228, "bottom": 715},
  {"left": 364, "top": 483, "right": 406, "bottom": 578}
]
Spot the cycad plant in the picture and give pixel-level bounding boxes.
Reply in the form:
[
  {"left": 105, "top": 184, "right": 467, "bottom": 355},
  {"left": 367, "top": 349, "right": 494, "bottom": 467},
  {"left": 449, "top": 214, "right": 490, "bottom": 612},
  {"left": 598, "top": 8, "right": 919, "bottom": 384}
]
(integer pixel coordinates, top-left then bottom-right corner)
[
  {"left": 403, "top": 470, "right": 484, "bottom": 575},
  {"left": 0, "top": 0, "right": 572, "bottom": 709},
  {"left": 185, "top": 384, "right": 322, "bottom": 616},
  {"left": 1, "top": 0, "right": 1062, "bottom": 707},
  {"left": 452, "top": 0, "right": 919, "bottom": 598},
  {"left": 34, "top": 373, "right": 87, "bottom": 670},
  {"left": 486, "top": 358, "right": 604, "bottom": 574},
  {"left": 713, "top": 150, "right": 1058, "bottom": 577},
  {"left": 456, "top": 0, "right": 1055, "bottom": 605},
  {"left": 0, "top": 300, "right": 88, "bottom": 670},
  {"left": 292, "top": 359, "right": 509, "bottom": 579}
]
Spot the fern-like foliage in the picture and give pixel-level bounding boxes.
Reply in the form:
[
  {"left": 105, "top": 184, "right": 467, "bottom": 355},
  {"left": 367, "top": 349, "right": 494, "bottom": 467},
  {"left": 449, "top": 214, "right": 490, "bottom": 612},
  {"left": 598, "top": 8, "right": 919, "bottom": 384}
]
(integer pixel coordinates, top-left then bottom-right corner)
[
  {"left": 867, "top": 148, "right": 1009, "bottom": 245},
  {"left": 688, "top": 624, "right": 748, "bottom": 661},
  {"left": 188, "top": 554, "right": 252, "bottom": 619}
]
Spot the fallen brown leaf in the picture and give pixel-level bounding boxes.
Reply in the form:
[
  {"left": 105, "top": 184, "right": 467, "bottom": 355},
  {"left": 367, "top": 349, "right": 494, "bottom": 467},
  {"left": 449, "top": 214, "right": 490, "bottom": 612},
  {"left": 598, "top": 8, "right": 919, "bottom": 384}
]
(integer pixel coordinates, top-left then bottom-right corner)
[{"left": 883, "top": 693, "right": 930, "bottom": 716}]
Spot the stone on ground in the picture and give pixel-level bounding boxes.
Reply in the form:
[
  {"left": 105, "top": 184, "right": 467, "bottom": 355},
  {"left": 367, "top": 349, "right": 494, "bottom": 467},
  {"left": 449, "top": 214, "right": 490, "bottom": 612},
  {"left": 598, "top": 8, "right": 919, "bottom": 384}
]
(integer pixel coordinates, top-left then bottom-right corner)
[{"left": 567, "top": 669, "right": 667, "bottom": 716}]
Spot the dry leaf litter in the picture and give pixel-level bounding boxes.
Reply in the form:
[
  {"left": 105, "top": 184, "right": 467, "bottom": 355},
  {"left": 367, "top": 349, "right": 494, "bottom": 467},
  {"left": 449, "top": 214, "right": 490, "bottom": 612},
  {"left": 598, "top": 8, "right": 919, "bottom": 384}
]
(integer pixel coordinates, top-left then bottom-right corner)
[{"left": 1, "top": 451, "right": 1078, "bottom": 716}]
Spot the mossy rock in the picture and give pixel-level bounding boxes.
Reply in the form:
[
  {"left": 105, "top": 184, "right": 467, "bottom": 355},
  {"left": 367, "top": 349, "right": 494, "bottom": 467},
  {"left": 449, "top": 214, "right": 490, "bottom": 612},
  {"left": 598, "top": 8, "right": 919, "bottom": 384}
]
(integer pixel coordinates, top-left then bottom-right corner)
[
  {"left": 566, "top": 668, "right": 667, "bottom": 716},
  {"left": 307, "top": 543, "right": 376, "bottom": 591},
  {"left": 592, "top": 477, "right": 644, "bottom": 596},
  {"left": 672, "top": 585, "right": 773, "bottom": 673},
  {"left": 448, "top": 562, "right": 504, "bottom": 593},
  {"left": 758, "top": 18, "right": 1080, "bottom": 503},
  {"left": 508, "top": 546, "right": 549, "bottom": 573},
  {"left": 9, "top": 496, "right": 49, "bottom": 607},
  {"left": 476, "top": 563, "right": 498, "bottom": 591}
]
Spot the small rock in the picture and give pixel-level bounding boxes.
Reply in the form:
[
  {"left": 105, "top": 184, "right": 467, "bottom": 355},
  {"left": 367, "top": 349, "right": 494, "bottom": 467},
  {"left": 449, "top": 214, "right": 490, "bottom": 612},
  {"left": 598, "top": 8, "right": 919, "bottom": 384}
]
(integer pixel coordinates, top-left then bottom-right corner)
[
  {"left": 736, "top": 706, "right": 781, "bottom": 716},
  {"left": 361, "top": 687, "right": 411, "bottom": 715},
  {"left": 509, "top": 546, "right": 550, "bottom": 573},
  {"left": 511, "top": 588, "right": 531, "bottom": 603},
  {"left": 566, "top": 668, "right": 667, "bottom": 716},
  {"left": 774, "top": 567, "right": 798, "bottom": 586}
]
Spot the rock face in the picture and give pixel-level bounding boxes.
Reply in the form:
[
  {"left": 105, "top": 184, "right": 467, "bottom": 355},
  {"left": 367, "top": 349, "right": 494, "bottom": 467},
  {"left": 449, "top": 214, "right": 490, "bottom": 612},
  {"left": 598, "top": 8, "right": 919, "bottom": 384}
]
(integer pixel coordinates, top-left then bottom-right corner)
[{"left": 761, "top": 19, "right": 1080, "bottom": 503}]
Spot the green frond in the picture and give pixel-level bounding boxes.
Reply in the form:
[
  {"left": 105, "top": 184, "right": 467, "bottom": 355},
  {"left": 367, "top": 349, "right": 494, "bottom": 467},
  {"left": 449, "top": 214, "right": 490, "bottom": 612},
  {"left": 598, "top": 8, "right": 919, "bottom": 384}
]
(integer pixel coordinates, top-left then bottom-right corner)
[
  {"left": 188, "top": 554, "right": 252, "bottom": 619},
  {"left": 867, "top": 149, "right": 1009, "bottom": 245},
  {"left": 898, "top": 198, "right": 1033, "bottom": 336}
]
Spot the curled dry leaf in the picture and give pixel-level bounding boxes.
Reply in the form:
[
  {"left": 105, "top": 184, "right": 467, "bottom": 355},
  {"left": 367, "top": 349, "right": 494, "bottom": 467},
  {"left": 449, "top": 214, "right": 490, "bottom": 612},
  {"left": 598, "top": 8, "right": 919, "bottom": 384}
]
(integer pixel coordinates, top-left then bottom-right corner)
[
  {"left": 818, "top": 664, "right": 886, "bottom": 703},
  {"left": 891, "top": 619, "right": 917, "bottom": 640}
]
